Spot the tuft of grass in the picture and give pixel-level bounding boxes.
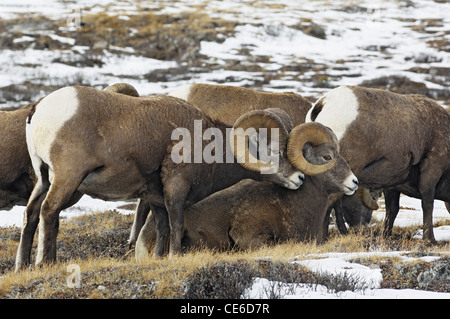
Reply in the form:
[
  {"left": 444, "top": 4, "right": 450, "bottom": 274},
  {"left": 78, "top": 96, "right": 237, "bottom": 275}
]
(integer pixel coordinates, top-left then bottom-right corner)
[
  {"left": 184, "top": 261, "right": 256, "bottom": 299},
  {"left": 380, "top": 256, "right": 450, "bottom": 292}
]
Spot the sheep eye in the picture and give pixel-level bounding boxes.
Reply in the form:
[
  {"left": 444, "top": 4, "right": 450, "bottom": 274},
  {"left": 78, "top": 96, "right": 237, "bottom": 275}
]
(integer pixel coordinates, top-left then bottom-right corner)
[{"left": 323, "top": 155, "right": 332, "bottom": 161}]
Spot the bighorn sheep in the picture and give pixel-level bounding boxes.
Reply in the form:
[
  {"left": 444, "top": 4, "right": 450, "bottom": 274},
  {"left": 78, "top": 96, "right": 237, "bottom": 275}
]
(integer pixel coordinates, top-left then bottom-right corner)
[
  {"left": 130, "top": 83, "right": 377, "bottom": 244},
  {"left": 334, "top": 189, "right": 381, "bottom": 234},
  {"left": 8, "top": 83, "right": 139, "bottom": 270},
  {"left": 0, "top": 103, "right": 35, "bottom": 211},
  {"left": 169, "top": 83, "right": 311, "bottom": 126},
  {"left": 18, "top": 84, "right": 343, "bottom": 269},
  {"left": 169, "top": 83, "right": 376, "bottom": 228},
  {"left": 307, "top": 85, "right": 450, "bottom": 242},
  {"left": 129, "top": 83, "right": 314, "bottom": 245},
  {"left": 0, "top": 83, "right": 136, "bottom": 212},
  {"left": 135, "top": 122, "right": 359, "bottom": 255}
]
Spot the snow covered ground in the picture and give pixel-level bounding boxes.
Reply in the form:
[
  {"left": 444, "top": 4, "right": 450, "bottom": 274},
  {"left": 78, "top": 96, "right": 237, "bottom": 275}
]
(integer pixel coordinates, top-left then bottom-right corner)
[
  {"left": 240, "top": 195, "right": 449, "bottom": 299},
  {"left": 0, "top": 195, "right": 135, "bottom": 228},
  {"left": 0, "top": 0, "right": 449, "bottom": 105},
  {"left": 244, "top": 276, "right": 449, "bottom": 299},
  {"left": 243, "top": 249, "right": 450, "bottom": 299}
]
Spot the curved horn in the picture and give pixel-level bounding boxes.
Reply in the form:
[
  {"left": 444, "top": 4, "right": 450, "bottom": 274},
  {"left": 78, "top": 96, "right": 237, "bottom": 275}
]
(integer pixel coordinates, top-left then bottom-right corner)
[
  {"left": 231, "top": 109, "right": 291, "bottom": 173},
  {"left": 287, "top": 122, "right": 337, "bottom": 175},
  {"left": 105, "top": 83, "right": 140, "bottom": 97},
  {"left": 263, "top": 108, "right": 293, "bottom": 132},
  {"left": 356, "top": 187, "right": 379, "bottom": 210}
]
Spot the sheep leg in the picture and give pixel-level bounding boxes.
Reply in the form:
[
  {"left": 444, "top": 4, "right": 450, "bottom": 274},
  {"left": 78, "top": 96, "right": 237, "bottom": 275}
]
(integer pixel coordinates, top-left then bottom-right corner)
[
  {"left": 163, "top": 184, "right": 190, "bottom": 257},
  {"left": 35, "top": 174, "right": 88, "bottom": 266},
  {"left": 382, "top": 189, "right": 400, "bottom": 238},
  {"left": 421, "top": 193, "right": 436, "bottom": 243},
  {"left": 319, "top": 196, "right": 337, "bottom": 243},
  {"left": 150, "top": 204, "right": 170, "bottom": 257},
  {"left": 418, "top": 159, "right": 442, "bottom": 244},
  {"left": 15, "top": 170, "right": 51, "bottom": 271},
  {"left": 166, "top": 199, "right": 186, "bottom": 257},
  {"left": 128, "top": 198, "right": 151, "bottom": 248},
  {"left": 333, "top": 199, "right": 348, "bottom": 235},
  {"left": 419, "top": 180, "right": 438, "bottom": 243},
  {"left": 15, "top": 192, "right": 46, "bottom": 271},
  {"left": 135, "top": 210, "right": 158, "bottom": 260}
]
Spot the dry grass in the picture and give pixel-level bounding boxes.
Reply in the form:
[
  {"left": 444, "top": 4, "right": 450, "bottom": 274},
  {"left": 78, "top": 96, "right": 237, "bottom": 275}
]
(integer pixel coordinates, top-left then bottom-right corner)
[
  {"left": 70, "top": 10, "right": 237, "bottom": 62},
  {"left": 0, "top": 210, "right": 448, "bottom": 298}
]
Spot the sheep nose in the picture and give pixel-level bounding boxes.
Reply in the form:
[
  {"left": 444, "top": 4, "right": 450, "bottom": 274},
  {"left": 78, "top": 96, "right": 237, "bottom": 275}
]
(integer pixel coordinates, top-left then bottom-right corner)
[{"left": 353, "top": 178, "right": 359, "bottom": 185}]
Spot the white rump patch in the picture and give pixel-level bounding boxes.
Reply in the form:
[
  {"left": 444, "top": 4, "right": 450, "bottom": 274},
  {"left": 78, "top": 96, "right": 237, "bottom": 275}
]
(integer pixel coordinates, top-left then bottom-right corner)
[
  {"left": 168, "top": 84, "right": 192, "bottom": 101},
  {"left": 26, "top": 86, "right": 79, "bottom": 171},
  {"left": 306, "top": 86, "right": 358, "bottom": 141}
]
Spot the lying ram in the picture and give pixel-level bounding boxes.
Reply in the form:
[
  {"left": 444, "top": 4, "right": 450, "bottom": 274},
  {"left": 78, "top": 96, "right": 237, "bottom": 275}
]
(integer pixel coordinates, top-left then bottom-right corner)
[
  {"left": 307, "top": 85, "right": 450, "bottom": 242},
  {"left": 135, "top": 122, "right": 359, "bottom": 255},
  {"left": 17, "top": 85, "right": 333, "bottom": 269}
]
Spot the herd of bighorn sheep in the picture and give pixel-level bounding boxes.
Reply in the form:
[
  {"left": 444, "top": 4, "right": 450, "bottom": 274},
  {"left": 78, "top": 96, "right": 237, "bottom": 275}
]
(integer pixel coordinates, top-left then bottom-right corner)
[{"left": 0, "top": 81, "right": 448, "bottom": 271}]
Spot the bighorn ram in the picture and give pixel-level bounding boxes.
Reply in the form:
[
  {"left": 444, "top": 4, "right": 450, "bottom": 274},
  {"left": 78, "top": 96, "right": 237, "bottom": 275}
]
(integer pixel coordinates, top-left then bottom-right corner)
[
  {"left": 135, "top": 122, "right": 359, "bottom": 255},
  {"left": 307, "top": 85, "right": 450, "bottom": 242},
  {"left": 334, "top": 189, "right": 381, "bottom": 234},
  {"left": 169, "top": 83, "right": 311, "bottom": 126},
  {"left": 18, "top": 84, "right": 344, "bottom": 269},
  {"left": 8, "top": 84, "right": 139, "bottom": 270},
  {"left": 130, "top": 83, "right": 376, "bottom": 245},
  {"left": 170, "top": 84, "right": 377, "bottom": 226},
  {"left": 0, "top": 83, "right": 137, "bottom": 212}
]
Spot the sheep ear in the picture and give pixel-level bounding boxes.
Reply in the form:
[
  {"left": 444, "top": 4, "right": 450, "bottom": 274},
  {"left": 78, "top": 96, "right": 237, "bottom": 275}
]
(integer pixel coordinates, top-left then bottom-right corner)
[{"left": 287, "top": 122, "right": 337, "bottom": 175}]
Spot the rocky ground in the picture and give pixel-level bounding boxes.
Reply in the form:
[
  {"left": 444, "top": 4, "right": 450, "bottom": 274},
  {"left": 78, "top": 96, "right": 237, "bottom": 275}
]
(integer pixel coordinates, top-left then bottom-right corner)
[{"left": 0, "top": 0, "right": 448, "bottom": 108}]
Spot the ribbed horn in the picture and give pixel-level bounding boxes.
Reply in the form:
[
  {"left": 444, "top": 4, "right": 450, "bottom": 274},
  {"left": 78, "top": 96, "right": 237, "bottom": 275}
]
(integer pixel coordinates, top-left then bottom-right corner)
[
  {"left": 231, "top": 109, "right": 291, "bottom": 173},
  {"left": 105, "top": 83, "right": 140, "bottom": 97},
  {"left": 287, "top": 122, "right": 337, "bottom": 175}
]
